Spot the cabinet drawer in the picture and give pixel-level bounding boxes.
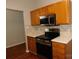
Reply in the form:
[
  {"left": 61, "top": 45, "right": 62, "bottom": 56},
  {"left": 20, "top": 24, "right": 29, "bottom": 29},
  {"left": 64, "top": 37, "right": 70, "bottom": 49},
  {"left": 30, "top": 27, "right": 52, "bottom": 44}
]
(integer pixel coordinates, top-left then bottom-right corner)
[
  {"left": 52, "top": 42, "right": 65, "bottom": 49},
  {"left": 53, "top": 47, "right": 65, "bottom": 54}
]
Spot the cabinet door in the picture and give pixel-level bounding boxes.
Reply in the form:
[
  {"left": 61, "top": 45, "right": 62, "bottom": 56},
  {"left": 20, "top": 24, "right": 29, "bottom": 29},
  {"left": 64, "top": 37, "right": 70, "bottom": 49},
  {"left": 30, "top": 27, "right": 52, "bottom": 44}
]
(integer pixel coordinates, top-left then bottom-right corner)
[
  {"left": 31, "top": 7, "right": 48, "bottom": 26},
  {"left": 31, "top": 10, "right": 40, "bottom": 26},
  {"left": 39, "top": 7, "right": 48, "bottom": 16},
  {"left": 55, "top": 1, "right": 71, "bottom": 25},
  {"left": 27, "top": 36, "right": 37, "bottom": 54},
  {"left": 52, "top": 42, "right": 66, "bottom": 59},
  {"left": 65, "top": 0, "right": 72, "bottom": 24},
  {"left": 47, "top": 4, "right": 55, "bottom": 14}
]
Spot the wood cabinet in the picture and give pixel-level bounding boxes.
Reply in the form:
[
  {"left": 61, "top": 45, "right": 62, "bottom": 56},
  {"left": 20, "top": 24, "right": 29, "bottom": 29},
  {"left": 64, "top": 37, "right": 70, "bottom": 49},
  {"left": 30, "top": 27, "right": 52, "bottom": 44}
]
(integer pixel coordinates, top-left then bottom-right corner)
[
  {"left": 27, "top": 36, "right": 72, "bottom": 59},
  {"left": 31, "top": 10, "right": 40, "bottom": 26},
  {"left": 31, "top": 0, "right": 71, "bottom": 26},
  {"left": 27, "top": 36, "right": 37, "bottom": 54},
  {"left": 55, "top": 1, "right": 71, "bottom": 24},
  {"left": 39, "top": 7, "right": 48, "bottom": 16},
  {"left": 47, "top": 4, "right": 55, "bottom": 14},
  {"left": 52, "top": 40, "right": 72, "bottom": 59},
  {"left": 31, "top": 7, "right": 48, "bottom": 26}
]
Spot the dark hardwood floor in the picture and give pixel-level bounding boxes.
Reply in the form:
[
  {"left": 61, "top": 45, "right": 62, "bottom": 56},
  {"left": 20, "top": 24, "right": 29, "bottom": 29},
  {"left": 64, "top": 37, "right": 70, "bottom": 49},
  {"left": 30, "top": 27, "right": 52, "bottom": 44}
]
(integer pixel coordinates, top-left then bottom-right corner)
[{"left": 6, "top": 43, "right": 47, "bottom": 59}]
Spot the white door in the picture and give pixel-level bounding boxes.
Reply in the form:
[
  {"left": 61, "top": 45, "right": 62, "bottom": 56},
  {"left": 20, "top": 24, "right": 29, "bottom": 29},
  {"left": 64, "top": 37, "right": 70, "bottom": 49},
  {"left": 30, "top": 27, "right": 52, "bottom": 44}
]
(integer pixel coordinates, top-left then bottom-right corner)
[{"left": 6, "top": 9, "right": 25, "bottom": 48}]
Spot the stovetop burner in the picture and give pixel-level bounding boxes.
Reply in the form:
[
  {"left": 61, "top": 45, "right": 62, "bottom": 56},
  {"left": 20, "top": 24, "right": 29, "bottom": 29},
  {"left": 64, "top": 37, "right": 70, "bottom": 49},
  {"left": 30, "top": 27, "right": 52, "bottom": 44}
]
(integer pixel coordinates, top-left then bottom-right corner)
[
  {"left": 36, "top": 35, "right": 51, "bottom": 40},
  {"left": 36, "top": 34, "right": 59, "bottom": 41},
  {"left": 36, "top": 28, "right": 60, "bottom": 41}
]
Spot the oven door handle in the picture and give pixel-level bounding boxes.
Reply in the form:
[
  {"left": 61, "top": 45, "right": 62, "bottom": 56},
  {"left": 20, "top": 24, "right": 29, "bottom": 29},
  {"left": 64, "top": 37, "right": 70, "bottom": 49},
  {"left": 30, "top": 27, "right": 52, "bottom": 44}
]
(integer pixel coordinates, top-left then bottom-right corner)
[{"left": 36, "top": 41, "right": 51, "bottom": 46}]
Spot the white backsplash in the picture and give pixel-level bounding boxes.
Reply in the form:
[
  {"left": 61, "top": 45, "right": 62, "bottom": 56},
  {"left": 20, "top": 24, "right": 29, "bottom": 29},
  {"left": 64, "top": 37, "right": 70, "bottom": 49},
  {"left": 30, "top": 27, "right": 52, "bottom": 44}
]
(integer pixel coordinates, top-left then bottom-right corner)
[{"left": 25, "top": 25, "right": 72, "bottom": 36}]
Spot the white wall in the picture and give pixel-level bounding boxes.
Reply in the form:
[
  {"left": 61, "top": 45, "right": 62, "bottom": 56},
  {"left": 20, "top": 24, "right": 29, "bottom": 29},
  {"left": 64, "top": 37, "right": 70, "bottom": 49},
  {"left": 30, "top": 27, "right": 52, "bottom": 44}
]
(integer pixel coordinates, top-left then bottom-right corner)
[
  {"left": 6, "top": 0, "right": 32, "bottom": 50},
  {"left": 30, "top": 0, "right": 62, "bottom": 10},
  {"left": 6, "top": 0, "right": 35, "bottom": 26},
  {"left": 6, "top": 0, "right": 34, "bottom": 49}
]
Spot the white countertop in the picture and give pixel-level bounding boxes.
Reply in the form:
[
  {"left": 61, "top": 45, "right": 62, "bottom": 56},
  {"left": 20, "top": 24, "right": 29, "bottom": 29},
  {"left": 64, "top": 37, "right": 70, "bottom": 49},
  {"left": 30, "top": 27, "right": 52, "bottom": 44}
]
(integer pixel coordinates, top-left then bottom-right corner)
[
  {"left": 51, "top": 30, "right": 72, "bottom": 44},
  {"left": 27, "top": 33, "right": 44, "bottom": 37},
  {"left": 27, "top": 30, "right": 44, "bottom": 37}
]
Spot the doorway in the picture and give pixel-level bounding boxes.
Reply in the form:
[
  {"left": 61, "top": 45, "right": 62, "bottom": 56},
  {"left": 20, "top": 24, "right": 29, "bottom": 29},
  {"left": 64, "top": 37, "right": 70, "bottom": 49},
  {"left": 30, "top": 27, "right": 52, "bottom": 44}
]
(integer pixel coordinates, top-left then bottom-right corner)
[{"left": 6, "top": 9, "right": 25, "bottom": 48}]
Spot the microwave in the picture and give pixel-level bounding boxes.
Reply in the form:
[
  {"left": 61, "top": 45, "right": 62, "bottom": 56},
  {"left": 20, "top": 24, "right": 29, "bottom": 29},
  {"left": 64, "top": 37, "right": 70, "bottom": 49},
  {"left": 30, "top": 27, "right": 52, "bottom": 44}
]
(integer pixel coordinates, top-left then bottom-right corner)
[{"left": 40, "top": 14, "right": 56, "bottom": 25}]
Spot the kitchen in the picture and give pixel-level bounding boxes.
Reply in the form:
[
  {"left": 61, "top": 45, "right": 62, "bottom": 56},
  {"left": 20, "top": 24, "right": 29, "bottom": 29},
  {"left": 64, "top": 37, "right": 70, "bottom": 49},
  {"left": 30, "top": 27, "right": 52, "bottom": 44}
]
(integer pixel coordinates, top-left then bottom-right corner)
[
  {"left": 27, "top": 0, "right": 72, "bottom": 59},
  {"left": 6, "top": 0, "right": 72, "bottom": 59}
]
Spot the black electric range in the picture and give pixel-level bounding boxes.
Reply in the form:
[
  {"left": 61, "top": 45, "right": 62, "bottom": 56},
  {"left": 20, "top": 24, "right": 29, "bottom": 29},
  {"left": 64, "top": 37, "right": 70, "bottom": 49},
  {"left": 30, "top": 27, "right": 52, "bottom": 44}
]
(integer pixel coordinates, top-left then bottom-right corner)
[
  {"left": 36, "top": 34, "right": 60, "bottom": 59},
  {"left": 36, "top": 28, "right": 60, "bottom": 41},
  {"left": 35, "top": 29, "right": 60, "bottom": 59}
]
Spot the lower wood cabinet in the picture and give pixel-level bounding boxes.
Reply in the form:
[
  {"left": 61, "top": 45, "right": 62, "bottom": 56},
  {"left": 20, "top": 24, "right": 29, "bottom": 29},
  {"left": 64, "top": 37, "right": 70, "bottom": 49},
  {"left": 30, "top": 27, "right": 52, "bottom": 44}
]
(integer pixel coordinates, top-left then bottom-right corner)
[
  {"left": 27, "top": 36, "right": 72, "bottom": 59},
  {"left": 27, "top": 36, "right": 37, "bottom": 54},
  {"left": 52, "top": 40, "right": 72, "bottom": 59}
]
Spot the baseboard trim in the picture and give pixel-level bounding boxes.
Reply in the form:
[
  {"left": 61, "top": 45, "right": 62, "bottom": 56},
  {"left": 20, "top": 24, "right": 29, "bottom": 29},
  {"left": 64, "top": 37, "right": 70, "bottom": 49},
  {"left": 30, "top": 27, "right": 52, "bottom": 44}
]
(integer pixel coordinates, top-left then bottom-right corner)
[
  {"left": 6, "top": 41, "right": 25, "bottom": 48},
  {"left": 26, "top": 50, "right": 29, "bottom": 53}
]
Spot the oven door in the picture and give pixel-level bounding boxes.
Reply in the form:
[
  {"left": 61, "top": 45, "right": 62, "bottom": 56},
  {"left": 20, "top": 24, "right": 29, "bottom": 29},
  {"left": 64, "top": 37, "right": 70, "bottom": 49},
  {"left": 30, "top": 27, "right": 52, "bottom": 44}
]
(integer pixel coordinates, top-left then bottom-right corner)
[{"left": 36, "top": 40, "right": 52, "bottom": 59}]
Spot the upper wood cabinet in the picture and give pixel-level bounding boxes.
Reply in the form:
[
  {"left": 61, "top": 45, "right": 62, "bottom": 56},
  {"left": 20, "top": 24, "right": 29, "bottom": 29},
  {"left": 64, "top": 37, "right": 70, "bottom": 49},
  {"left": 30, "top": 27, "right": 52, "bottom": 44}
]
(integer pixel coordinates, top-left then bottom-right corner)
[
  {"left": 55, "top": 1, "right": 71, "bottom": 25},
  {"left": 47, "top": 4, "right": 55, "bottom": 14},
  {"left": 31, "top": 10, "right": 40, "bottom": 26},
  {"left": 31, "top": 7, "right": 48, "bottom": 26},
  {"left": 39, "top": 7, "right": 48, "bottom": 16},
  {"left": 31, "top": 0, "right": 71, "bottom": 26}
]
